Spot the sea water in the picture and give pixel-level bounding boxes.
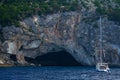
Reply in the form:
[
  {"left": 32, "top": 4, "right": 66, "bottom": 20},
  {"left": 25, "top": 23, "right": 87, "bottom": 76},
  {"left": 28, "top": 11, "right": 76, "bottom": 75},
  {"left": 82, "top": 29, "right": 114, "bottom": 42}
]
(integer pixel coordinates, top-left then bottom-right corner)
[{"left": 0, "top": 66, "right": 120, "bottom": 80}]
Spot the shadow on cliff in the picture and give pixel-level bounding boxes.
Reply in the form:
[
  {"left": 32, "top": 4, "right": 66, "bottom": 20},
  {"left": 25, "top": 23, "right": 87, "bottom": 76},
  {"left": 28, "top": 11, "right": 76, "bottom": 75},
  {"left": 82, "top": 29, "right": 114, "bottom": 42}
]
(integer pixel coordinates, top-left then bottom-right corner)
[{"left": 25, "top": 51, "right": 82, "bottom": 66}]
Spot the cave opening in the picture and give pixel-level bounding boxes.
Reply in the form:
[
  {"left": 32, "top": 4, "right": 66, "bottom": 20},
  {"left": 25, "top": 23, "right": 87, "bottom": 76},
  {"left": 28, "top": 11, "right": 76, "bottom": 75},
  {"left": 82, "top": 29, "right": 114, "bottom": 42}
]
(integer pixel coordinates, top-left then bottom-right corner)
[
  {"left": 10, "top": 55, "right": 17, "bottom": 61},
  {"left": 25, "top": 50, "right": 82, "bottom": 66}
]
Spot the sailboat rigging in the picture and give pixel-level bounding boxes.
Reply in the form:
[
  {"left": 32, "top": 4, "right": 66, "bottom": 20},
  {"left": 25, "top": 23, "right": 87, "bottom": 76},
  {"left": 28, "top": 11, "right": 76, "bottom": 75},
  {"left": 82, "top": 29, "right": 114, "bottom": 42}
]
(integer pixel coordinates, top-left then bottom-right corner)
[{"left": 96, "top": 16, "right": 110, "bottom": 72}]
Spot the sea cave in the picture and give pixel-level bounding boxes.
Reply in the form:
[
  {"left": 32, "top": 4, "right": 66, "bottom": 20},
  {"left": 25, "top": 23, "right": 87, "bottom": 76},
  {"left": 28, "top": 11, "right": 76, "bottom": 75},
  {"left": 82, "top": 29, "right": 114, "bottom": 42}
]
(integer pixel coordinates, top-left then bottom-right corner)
[{"left": 25, "top": 50, "right": 81, "bottom": 66}]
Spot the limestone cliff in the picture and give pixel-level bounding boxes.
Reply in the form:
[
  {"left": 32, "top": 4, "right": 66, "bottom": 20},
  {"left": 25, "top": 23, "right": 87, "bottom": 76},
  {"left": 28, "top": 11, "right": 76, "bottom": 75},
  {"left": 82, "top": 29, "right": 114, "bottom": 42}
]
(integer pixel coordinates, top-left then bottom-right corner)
[{"left": 0, "top": 0, "right": 120, "bottom": 66}]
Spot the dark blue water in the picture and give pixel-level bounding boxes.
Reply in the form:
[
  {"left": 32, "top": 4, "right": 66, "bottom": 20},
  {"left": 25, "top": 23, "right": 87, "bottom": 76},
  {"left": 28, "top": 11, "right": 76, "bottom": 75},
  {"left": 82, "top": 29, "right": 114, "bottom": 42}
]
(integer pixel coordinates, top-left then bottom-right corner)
[{"left": 0, "top": 66, "right": 120, "bottom": 80}]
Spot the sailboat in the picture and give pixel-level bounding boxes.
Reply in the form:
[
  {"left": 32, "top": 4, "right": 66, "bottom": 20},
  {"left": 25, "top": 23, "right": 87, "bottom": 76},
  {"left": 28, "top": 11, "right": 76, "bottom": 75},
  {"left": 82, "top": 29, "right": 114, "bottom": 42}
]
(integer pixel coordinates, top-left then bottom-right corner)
[{"left": 96, "top": 16, "right": 110, "bottom": 72}]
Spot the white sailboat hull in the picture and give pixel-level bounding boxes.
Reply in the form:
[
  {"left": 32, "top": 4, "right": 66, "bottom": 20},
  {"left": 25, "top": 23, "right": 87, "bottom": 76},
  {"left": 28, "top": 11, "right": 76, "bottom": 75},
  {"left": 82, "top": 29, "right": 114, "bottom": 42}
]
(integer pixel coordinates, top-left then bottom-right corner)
[{"left": 96, "top": 63, "right": 110, "bottom": 72}]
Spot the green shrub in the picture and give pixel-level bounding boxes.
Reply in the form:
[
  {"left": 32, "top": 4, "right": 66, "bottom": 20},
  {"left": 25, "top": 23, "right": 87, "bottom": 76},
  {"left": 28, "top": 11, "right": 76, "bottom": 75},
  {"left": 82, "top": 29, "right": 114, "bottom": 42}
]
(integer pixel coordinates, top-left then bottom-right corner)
[{"left": 108, "top": 9, "right": 120, "bottom": 24}]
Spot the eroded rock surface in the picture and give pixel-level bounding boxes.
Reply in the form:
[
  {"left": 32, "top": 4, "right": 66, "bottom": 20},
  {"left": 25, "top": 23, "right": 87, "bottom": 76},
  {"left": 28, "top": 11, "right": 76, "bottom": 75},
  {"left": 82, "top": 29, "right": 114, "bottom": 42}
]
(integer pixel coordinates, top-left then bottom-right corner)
[
  {"left": 0, "top": 0, "right": 120, "bottom": 66},
  {"left": 0, "top": 11, "right": 120, "bottom": 66}
]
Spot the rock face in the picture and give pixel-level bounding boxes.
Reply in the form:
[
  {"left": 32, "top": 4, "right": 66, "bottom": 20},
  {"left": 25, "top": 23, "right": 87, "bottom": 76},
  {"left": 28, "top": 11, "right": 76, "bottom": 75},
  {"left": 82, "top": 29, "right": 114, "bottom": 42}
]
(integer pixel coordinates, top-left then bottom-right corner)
[{"left": 0, "top": 0, "right": 120, "bottom": 66}]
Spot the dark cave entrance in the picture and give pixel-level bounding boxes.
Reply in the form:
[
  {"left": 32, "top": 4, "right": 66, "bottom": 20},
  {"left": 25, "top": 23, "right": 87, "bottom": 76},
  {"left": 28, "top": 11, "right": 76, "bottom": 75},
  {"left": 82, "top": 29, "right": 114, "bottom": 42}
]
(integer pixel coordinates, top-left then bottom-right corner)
[{"left": 25, "top": 50, "right": 81, "bottom": 66}]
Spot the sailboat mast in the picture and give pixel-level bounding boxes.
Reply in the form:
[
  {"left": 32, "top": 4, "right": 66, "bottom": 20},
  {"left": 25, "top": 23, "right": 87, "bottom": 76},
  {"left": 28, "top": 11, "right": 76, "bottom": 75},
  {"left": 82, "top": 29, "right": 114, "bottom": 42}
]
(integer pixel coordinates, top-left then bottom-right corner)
[{"left": 99, "top": 16, "right": 103, "bottom": 63}]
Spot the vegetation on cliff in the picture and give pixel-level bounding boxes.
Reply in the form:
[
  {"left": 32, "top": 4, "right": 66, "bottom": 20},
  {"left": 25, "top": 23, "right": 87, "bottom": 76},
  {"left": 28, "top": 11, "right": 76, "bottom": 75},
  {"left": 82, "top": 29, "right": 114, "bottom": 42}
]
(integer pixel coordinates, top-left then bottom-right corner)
[
  {"left": 94, "top": 0, "right": 120, "bottom": 24},
  {"left": 0, "top": 0, "right": 120, "bottom": 26},
  {"left": 0, "top": 0, "right": 78, "bottom": 26}
]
